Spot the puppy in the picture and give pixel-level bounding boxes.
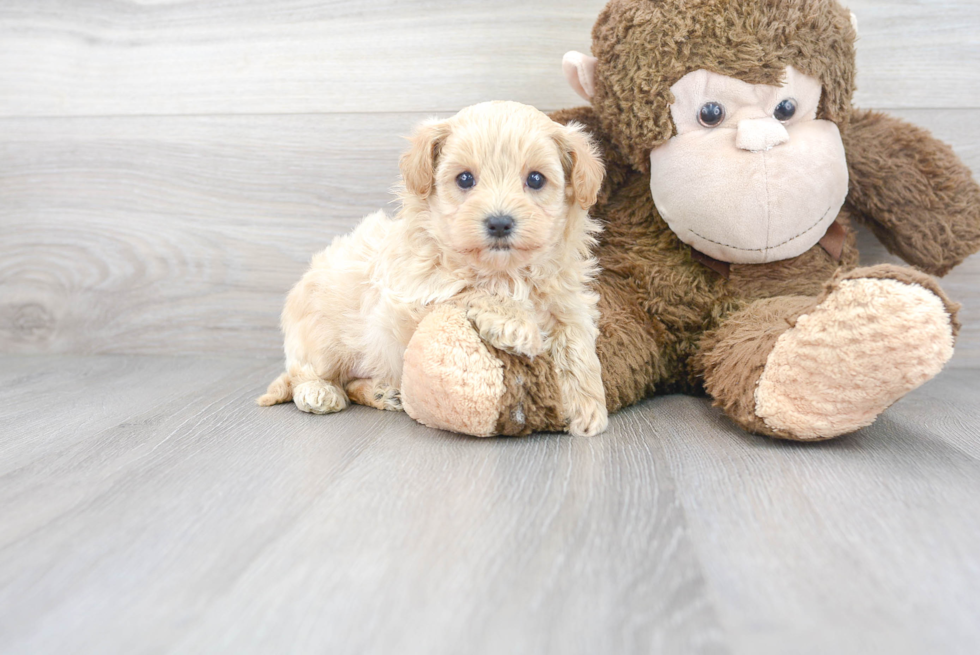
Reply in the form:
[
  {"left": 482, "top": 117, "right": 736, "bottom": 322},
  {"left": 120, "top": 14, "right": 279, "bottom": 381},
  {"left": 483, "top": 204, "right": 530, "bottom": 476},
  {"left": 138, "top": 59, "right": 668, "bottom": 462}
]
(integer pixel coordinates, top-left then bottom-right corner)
[{"left": 257, "top": 101, "right": 608, "bottom": 436}]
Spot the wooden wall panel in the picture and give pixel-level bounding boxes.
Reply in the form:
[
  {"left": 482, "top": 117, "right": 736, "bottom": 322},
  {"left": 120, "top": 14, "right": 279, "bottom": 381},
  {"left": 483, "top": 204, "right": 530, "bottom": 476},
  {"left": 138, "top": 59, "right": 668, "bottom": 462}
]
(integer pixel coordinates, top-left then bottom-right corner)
[
  {"left": 2, "top": 110, "right": 978, "bottom": 361},
  {"left": 0, "top": 114, "right": 417, "bottom": 356},
  {"left": 0, "top": 0, "right": 603, "bottom": 117},
  {"left": 848, "top": 0, "right": 980, "bottom": 110},
  {"left": 0, "top": 1, "right": 978, "bottom": 364},
  {"left": 0, "top": 0, "right": 977, "bottom": 117}
]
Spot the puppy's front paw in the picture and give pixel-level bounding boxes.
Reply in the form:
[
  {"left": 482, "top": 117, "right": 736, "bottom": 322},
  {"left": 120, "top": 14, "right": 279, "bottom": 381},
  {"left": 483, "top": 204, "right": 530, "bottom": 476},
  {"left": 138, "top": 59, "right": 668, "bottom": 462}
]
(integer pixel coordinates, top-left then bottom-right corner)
[
  {"left": 466, "top": 306, "right": 545, "bottom": 357},
  {"left": 293, "top": 380, "right": 348, "bottom": 414},
  {"left": 567, "top": 395, "right": 609, "bottom": 437}
]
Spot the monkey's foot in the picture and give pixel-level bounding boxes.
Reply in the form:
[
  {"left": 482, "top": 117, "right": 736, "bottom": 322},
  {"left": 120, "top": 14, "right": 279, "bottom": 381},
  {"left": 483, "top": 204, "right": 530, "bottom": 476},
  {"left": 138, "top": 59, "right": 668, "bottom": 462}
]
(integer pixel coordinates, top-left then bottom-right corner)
[
  {"left": 401, "top": 306, "right": 508, "bottom": 436},
  {"left": 754, "top": 267, "right": 957, "bottom": 440},
  {"left": 401, "top": 305, "right": 566, "bottom": 437}
]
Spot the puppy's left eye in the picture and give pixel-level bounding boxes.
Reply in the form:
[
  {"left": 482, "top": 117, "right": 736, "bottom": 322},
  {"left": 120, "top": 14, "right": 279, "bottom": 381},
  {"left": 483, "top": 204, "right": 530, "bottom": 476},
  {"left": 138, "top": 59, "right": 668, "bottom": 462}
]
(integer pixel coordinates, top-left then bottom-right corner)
[{"left": 526, "top": 171, "right": 546, "bottom": 190}]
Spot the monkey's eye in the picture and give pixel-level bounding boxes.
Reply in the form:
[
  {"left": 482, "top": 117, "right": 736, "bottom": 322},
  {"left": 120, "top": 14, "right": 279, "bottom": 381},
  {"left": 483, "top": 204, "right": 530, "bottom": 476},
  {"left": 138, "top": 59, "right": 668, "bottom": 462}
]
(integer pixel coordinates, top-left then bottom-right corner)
[
  {"left": 456, "top": 171, "right": 476, "bottom": 190},
  {"left": 698, "top": 102, "right": 726, "bottom": 127},
  {"left": 773, "top": 99, "right": 797, "bottom": 122},
  {"left": 526, "top": 171, "right": 546, "bottom": 190}
]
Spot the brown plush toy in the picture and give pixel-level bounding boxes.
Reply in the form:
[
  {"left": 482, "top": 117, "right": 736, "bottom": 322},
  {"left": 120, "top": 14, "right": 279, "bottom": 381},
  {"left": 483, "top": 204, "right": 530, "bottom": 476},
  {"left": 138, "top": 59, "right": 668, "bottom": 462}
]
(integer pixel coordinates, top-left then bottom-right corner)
[{"left": 399, "top": 0, "right": 980, "bottom": 441}]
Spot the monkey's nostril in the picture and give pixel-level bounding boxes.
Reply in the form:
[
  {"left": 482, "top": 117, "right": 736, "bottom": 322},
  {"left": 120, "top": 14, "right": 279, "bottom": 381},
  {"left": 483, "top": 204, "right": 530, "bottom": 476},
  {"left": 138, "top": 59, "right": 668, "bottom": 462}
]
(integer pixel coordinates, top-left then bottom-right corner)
[{"left": 485, "top": 214, "right": 515, "bottom": 239}]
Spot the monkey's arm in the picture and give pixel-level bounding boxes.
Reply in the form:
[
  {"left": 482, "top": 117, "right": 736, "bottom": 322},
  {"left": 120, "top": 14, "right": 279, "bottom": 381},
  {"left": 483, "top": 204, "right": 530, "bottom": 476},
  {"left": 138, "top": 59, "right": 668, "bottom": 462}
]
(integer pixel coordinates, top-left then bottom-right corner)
[
  {"left": 399, "top": 268, "right": 671, "bottom": 437},
  {"left": 842, "top": 108, "right": 980, "bottom": 276}
]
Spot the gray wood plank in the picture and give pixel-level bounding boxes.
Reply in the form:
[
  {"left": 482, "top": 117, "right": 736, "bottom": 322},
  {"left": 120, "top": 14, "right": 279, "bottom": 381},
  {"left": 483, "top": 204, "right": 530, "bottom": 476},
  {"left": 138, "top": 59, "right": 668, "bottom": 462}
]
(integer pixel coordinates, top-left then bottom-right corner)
[
  {"left": 2, "top": 356, "right": 978, "bottom": 654},
  {"left": 882, "top": 368, "right": 980, "bottom": 460},
  {"left": 0, "top": 113, "right": 420, "bottom": 357},
  {"left": 0, "top": 355, "right": 727, "bottom": 655},
  {"left": 848, "top": 0, "right": 980, "bottom": 109},
  {"left": 647, "top": 383, "right": 980, "bottom": 655},
  {"left": 0, "top": 0, "right": 976, "bottom": 117},
  {"left": 0, "top": 0, "right": 603, "bottom": 117},
  {"left": 0, "top": 355, "right": 256, "bottom": 476},
  {"left": 3, "top": 111, "right": 978, "bottom": 361}
]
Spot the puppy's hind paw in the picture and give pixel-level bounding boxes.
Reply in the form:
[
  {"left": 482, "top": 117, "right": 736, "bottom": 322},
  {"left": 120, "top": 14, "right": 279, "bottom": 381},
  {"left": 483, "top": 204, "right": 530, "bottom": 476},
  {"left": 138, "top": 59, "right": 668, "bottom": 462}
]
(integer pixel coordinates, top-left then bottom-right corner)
[
  {"left": 568, "top": 397, "right": 609, "bottom": 437},
  {"left": 374, "top": 386, "right": 404, "bottom": 412},
  {"left": 346, "top": 379, "right": 404, "bottom": 412}
]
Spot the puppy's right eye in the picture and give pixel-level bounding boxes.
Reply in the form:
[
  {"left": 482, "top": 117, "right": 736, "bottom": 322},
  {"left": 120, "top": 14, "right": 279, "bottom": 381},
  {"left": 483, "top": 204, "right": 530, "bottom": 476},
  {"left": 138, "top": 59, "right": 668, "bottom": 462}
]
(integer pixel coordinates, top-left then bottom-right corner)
[
  {"left": 456, "top": 171, "right": 476, "bottom": 190},
  {"left": 698, "top": 102, "right": 726, "bottom": 128}
]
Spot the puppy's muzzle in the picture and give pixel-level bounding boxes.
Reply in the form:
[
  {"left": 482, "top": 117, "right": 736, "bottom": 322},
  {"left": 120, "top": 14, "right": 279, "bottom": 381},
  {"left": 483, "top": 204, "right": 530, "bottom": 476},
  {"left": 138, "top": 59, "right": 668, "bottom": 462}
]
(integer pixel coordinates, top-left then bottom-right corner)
[{"left": 485, "top": 214, "right": 515, "bottom": 247}]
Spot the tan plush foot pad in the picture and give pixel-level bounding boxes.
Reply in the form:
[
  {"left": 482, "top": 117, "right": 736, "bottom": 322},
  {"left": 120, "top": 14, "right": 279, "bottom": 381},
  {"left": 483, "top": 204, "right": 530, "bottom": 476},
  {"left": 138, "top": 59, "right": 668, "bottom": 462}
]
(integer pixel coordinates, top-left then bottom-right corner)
[
  {"left": 755, "top": 277, "right": 955, "bottom": 440},
  {"left": 401, "top": 306, "right": 505, "bottom": 437}
]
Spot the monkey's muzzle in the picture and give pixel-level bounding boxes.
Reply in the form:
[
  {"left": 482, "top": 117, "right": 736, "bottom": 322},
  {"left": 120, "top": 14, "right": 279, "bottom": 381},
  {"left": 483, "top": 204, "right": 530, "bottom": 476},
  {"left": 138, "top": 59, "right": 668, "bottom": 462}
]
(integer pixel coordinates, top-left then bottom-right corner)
[{"left": 649, "top": 119, "right": 849, "bottom": 264}]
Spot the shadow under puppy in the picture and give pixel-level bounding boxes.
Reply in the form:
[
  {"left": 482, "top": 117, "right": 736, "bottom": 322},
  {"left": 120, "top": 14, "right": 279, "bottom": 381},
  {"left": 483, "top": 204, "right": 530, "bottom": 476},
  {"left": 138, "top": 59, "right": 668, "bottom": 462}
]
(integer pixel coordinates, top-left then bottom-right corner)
[{"left": 258, "top": 101, "right": 609, "bottom": 436}]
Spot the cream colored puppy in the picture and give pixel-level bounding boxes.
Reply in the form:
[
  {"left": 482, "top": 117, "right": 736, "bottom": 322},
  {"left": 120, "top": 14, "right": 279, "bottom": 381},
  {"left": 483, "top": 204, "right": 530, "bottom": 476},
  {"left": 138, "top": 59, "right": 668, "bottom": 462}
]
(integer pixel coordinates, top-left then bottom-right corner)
[{"left": 257, "top": 101, "right": 608, "bottom": 436}]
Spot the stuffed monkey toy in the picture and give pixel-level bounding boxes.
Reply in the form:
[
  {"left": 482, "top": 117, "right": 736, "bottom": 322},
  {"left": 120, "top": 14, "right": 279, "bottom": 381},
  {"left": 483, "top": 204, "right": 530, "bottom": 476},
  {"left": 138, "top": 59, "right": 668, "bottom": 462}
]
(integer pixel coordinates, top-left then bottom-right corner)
[{"left": 399, "top": 0, "right": 980, "bottom": 440}]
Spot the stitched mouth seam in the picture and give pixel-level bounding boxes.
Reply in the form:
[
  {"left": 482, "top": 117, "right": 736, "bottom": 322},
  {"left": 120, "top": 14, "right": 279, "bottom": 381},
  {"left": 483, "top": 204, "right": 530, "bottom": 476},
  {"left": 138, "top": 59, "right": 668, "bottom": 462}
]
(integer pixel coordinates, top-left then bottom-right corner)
[
  {"left": 763, "top": 152, "right": 772, "bottom": 254},
  {"left": 688, "top": 205, "right": 833, "bottom": 252}
]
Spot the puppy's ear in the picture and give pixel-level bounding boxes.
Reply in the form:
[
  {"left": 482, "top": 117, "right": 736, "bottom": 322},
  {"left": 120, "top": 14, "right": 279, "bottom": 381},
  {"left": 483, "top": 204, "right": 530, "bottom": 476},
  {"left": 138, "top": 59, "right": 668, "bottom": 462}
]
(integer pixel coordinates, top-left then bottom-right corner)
[
  {"left": 555, "top": 122, "right": 604, "bottom": 210},
  {"left": 400, "top": 119, "right": 451, "bottom": 199}
]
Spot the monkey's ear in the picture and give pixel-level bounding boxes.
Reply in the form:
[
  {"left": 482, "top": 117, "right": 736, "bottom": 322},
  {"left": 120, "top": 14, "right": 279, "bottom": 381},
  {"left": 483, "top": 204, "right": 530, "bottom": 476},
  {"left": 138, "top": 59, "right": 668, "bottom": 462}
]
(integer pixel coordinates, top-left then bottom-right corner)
[
  {"left": 850, "top": 11, "right": 859, "bottom": 36},
  {"left": 556, "top": 122, "right": 605, "bottom": 209},
  {"left": 400, "top": 119, "right": 451, "bottom": 198},
  {"left": 562, "top": 51, "right": 598, "bottom": 101}
]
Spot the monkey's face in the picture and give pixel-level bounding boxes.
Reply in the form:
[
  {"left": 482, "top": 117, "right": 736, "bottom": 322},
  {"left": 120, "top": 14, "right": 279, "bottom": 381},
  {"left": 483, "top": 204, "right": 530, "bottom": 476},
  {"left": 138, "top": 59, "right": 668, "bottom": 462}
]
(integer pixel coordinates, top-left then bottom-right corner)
[{"left": 648, "top": 66, "right": 849, "bottom": 264}]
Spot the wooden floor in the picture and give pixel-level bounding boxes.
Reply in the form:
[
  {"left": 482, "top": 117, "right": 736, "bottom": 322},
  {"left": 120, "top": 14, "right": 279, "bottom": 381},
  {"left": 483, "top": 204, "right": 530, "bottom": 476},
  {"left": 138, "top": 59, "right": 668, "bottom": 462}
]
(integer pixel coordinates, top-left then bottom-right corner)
[{"left": 1, "top": 355, "right": 978, "bottom": 654}]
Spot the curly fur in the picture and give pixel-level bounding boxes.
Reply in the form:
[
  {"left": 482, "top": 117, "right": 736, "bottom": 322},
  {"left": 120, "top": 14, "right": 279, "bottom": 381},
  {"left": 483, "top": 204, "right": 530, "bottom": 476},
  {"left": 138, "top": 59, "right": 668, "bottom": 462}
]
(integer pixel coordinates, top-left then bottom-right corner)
[
  {"left": 404, "top": 0, "right": 979, "bottom": 439},
  {"left": 590, "top": 0, "right": 857, "bottom": 171},
  {"left": 259, "top": 101, "right": 611, "bottom": 436}
]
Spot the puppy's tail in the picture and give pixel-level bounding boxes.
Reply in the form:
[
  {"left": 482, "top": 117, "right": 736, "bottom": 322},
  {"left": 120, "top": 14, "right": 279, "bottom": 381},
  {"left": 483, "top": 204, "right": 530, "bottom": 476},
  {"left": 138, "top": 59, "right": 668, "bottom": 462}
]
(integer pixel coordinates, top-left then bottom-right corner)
[{"left": 257, "top": 372, "right": 293, "bottom": 406}]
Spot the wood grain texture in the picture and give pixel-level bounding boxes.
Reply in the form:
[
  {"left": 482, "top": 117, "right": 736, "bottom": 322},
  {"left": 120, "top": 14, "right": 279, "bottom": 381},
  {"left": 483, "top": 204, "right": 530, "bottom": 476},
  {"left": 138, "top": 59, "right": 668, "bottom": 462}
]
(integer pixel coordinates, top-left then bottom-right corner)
[
  {"left": 646, "top": 379, "right": 980, "bottom": 655},
  {"left": 2, "top": 110, "right": 978, "bottom": 361},
  {"left": 0, "top": 0, "right": 977, "bottom": 117},
  {"left": 0, "top": 113, "right": 418, "bottom": 356},
  {"left": 0, "top": 355, "right": 253, "bottom": 477},
  {"left": 0, "top": 0, "right": 604, "bottom": 117},
  {"left": 0, "top": 355, "right": 727, "bottom": 655},
  {"left": 1, "top": 355, "right": 978, "bottom": 653},
  {"left": 848, "top": 0, "right": 980, "bottom": 109}
]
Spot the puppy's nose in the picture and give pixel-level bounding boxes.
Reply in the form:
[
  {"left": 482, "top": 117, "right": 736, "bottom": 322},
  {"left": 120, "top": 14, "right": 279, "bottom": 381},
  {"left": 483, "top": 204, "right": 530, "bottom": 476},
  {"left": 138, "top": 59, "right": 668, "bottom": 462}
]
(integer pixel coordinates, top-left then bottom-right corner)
[
  {"left": 485, "top": 214, "right": 515, "bottom": 239},
  {"left": 736, "top": 118, "right": 790, "bottom": 152}
]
